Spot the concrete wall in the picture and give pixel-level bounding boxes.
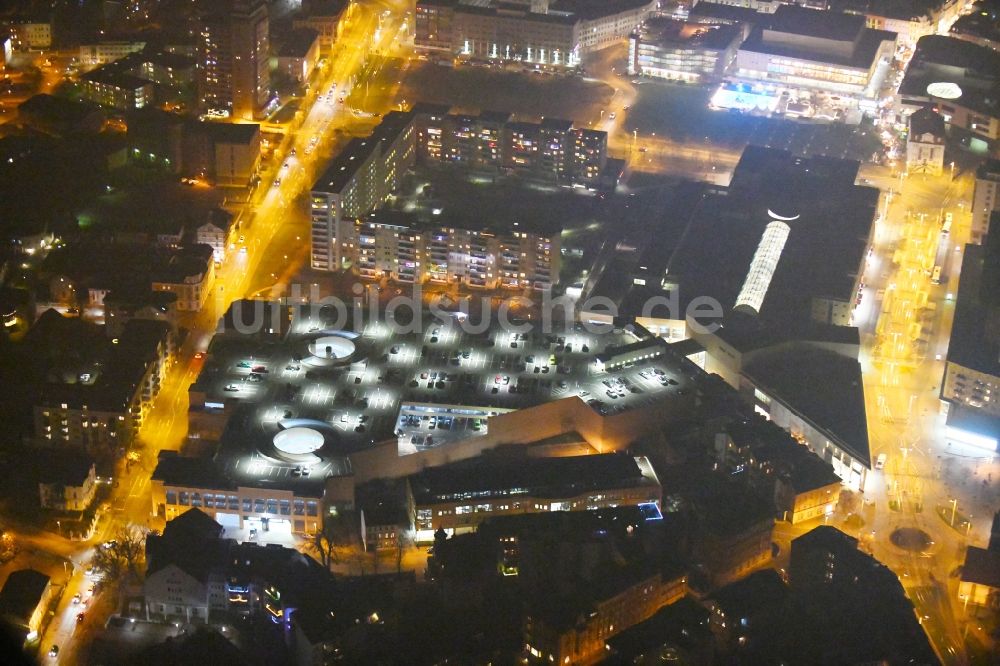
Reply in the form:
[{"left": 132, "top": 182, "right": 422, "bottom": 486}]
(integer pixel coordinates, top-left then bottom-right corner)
[{"left": 349, "top": 393, "right": 695, "bottom": 482}]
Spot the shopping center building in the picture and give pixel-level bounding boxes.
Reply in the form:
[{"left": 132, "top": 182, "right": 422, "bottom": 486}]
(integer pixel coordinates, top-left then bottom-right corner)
[
  {"left": 897, "top": 35, "right": 1000, "bottom": 145},
  {"left": 581, "top": 146, "right": 877, "bottom": 489},
  {"left": 940, "top": 229, "right": 1000, "bottom": 451},
  {"left": 408, "top": 452, "right": 662, "bottom": 538},
  {"left": 151, "top": 303, "right": 705, "bottom": 535},
  {"left": 727, "top": 6, "right": 896, "bottom": 104}
]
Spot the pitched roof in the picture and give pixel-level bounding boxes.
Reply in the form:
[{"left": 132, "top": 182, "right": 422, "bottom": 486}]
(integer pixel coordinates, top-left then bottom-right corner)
[
  {"left": 962, "top": 546, "right": 1000, "bottom": 588},
  {"left": 0, "top": 569, "right": 50, "bottom": 624},
  {"left": 742, "top": 345, "right": 871, "bottom": 467},
  {"left": 161, "top": 507, "right": 224, "bottom": 542},
  {"left": 710, "top": 569, "right": 787, "bottom": 617},
  {"left": 38, "top": 451, "right": 95, "bottom": 487},
  {"left": 908, "top": 106, "right": 946, "bottom": 138}
]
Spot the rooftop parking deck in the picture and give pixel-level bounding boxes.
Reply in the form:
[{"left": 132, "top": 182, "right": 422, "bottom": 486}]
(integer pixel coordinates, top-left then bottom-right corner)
[{"left": 192, "top": 306, "right": 698, "bottom": 488}]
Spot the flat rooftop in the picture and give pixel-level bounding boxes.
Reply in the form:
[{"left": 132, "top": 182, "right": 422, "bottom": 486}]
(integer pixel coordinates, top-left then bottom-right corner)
[
  {"left": 199, "top": 120, "right": 261, "bottom": 145},
  {"left": 634, "top": 17, "right": 743, "bottom": 50},
  {"left": 550, "top": 0, "right": 653, "bottom": 20},
  {"left": 190, "top": 305, "right": 699, "bottom": 493},
  {"left": 946, "top": 235, "right": 1000, "bottom": 378},
  {"left": 312, "top": 110, "right": 415, "bottom": 194},
  {"left": 830, "top": 0, "right": 951, "bottom": 22},
  {"left": 408, "top": 452, "right": 659, "bottom": 504},
  {"left": 587, "top": 182, "right": 708, "bottom": 315},
  {"left": 766, "top": 5, "right": 865, "bottom": 43},
  {"left": 741, "top": 345, "right": 871, "bottom": 466},
  {"left": 951, "top": 1, "right": 1000, "bottom": 46},
  {"left": 740, "top": 22, "right": 896, "bottom": 70},
  {"left": 668, "top": 146, "right": 878, "bottom": 326},
  {"left": 689, "top": 3, "right": 761, "bottom": 25},
  {"left": 898, "top": 35, "right": 1000, "bottom": 118},
  {"left": 589, "top": 149, "right": 877, "bottom": 327},
  {"left": 278, "top": 27, "right": 320, "bottom": 58}
]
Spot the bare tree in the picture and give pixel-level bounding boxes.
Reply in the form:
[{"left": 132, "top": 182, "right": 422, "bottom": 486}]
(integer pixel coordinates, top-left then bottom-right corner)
[
  {"left": 92, "top": 524, "right": 147, "bottom": 584},
  {"left": 837, "top": 489, "right": 860, "bottom": 516},
  {"left": 0, "top": 529, "right": 18, "bottom": 563},
  {"left": 395, "top": 530, "right": 412, "bottom": 574},
  {"left": 308, "top": 510, "right": 356, "bottom": 570},
  {"left": 346, "top": 546, "right": 368, "bottom": 576}
]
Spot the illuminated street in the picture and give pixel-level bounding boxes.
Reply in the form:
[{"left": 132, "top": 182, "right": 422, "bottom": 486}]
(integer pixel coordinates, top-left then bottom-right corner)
[
  {"left": 25, "top": 0, "right": 418, "bottom": 660},
  {"left": 1, "top": 0, "right": 997, "bottom": 662}
]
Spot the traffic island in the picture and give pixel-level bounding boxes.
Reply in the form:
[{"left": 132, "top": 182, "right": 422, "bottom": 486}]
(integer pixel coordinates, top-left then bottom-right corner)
[
  {"left": 936, "top": 504, "right": 973, "bottom": 536},
  {"left": 889, "top": 527, "right": 932, "bottom": 552}
]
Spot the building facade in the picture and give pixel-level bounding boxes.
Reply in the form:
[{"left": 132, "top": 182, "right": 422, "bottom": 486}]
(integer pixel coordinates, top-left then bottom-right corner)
[
  {"left": 525, "top": 571, "right": 688, "bottom": 664},
  {"left": 310, "top": 111, "right": 417, "bottom": 271},
  {"left": 8, "top": 22, "right": 51, "bottom": 50},
  {"left": 293, "top": 0, "right": 348, "bottom": 49},
  {"left": 897, "top": 35, "right": 1000, "bottom": 144},
  {"left": 151, "top": 480, "right": 324, "bottom": 536},
  {"left": 940, "top": 232, "right": 1000, "bottom": 451},
  {"left": 310, "top": 107, "right": 605, "bottom": 275},
  {"left": 415, "top": 0, "right": 654, "bottom": 67},
  {"left": 150, "top": 244, "right": 216, "bottom": 312},
  {"left": 972, "top": 159, "right": 1000, "bottom": 242},
  {"left": 78, "top": 41, "right": 146, "bottom": 65},
  {"left": 905, "top": 106, "right": 946, "bottom": 176},
  {"left": 38, "top": 458, "right": 98, "bottom": 512},
  {"left": 628, "top": 18, "right": 745, "bottom": 82},
  {"left": 454, "top": 5, "right": 580, "bottom": 66},
  {"left": 411, "top": 454, "right": 661, "bottom": 538},
  {"left": 577, "top": 0, "right": 657, "bottom": 52},
  {"left": 144, "top": 510, "right": 331, "bottom": 624},
  {"left": 0, "top": 569, "right": 52, "bottom": 639},
  {"left": 78, "top": 70, "right": 154, "bottom": 111},
  {"left": 732, "top": 6, "right": 896, "bottom": 99},
  {"left": 196, "top": 214, "right": 236, "bottom": 263},
  {"left": 198, "top": 0, "right": 271, "bottom": 119},
  {"left": 34, "top": 320, "right": 174, "bottom": 452},
  {"left": 277, "top": 28, "right": 321, "bottom": 82},
  {"left": 343, "top": 211, "right": 561, "bottom": 290}
]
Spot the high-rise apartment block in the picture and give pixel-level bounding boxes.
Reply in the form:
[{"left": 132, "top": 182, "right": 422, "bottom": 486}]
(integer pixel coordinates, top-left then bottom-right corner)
[
  {"left": 310, "top": 105, "right": 604, "bottom": 286},
  {"left": 343, "top": 210, "right": 560, "bottom": 290},
  {"left": 198, "top": 0, "right": 271, "bottom": 120}
]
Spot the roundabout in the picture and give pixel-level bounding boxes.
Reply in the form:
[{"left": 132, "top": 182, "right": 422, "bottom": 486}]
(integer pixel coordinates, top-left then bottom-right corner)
[{"left": 889, "top": 527, "right": 932, "bottom": 552}]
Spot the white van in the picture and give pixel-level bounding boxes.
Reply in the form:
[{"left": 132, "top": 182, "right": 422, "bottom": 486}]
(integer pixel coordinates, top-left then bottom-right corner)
[{"left": 875, "top": 453, "right": 887, "bottom": 470}]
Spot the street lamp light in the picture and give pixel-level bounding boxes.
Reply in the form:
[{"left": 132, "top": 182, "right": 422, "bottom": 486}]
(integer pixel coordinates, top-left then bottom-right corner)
[{"left": 949, "top": 498, "right": 958, "bottom": 526}]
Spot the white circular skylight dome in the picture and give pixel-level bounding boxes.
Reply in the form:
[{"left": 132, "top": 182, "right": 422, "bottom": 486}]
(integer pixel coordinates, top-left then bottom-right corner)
[
  {"left": 926, "top": 82, "right": 962, "bottom": 100},
  {"left": 308, "top": 336, "right": 356, "bottom": 360},
  {"left": 273, "top": 427, "right": 325, "bottom": 456}
]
